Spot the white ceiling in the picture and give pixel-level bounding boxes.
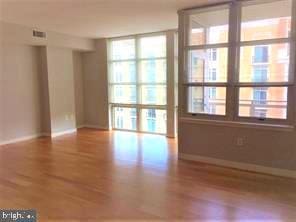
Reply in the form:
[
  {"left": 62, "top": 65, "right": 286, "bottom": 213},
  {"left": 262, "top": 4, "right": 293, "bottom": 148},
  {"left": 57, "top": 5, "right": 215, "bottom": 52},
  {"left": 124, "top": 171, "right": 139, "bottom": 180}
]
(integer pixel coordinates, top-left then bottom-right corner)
[{"left": 0, "top": 0, "right": 222, "bottom": 39}]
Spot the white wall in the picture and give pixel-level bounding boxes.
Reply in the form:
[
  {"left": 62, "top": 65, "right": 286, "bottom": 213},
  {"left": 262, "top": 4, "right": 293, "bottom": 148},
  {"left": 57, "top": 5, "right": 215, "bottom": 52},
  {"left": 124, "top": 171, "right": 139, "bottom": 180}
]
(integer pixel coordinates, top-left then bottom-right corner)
[
  {"left": 178, "top": 122, "right": 296, "bottom": 171},
  {"left": 166, "top": 31, "right": 178, "bottom": 138},
  {"left": 38, "top": 47, "right": 52, "bottom": 134},
  {"left": 0, "top": 43, "right": 43, "bottom": 142},
  {"left": 73, "top": 51, "right": 85, "bottom": 127},
  {"left": 1, "top": 21, "right": 95, "bottom": 51},
  {"left": 82, "top": 39, "right": 109, "bottom": 129},
  {"left": 0, "top": 22, "right": 94, "bottom": 143},
  {"left": 0, "top": 21, "right": 4, "bottom": 141},
  {"left": 46, "top": 47, "right": 77, "bottom": 134}
]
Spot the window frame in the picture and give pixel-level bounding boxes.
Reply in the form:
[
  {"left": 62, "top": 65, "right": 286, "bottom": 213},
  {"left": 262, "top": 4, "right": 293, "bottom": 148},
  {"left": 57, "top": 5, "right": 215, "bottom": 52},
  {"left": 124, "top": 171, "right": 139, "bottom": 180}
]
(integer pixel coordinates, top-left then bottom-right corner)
[
  {"left": 179, "top": 0, "right": 296, "bottom": 126},
  {"left": 108, "top": 32, "right": 168, "bottom": 134},
  {"left": 182, "top": 3, "right": 231, "bottom": 121}
]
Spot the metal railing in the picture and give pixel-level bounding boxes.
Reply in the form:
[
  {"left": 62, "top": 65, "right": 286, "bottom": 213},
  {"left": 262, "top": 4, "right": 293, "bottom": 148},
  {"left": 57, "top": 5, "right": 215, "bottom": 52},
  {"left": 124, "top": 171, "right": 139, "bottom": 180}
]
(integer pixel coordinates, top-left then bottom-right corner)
[{"left": 191, "top": 98, "right": 287, "bottom": 113}]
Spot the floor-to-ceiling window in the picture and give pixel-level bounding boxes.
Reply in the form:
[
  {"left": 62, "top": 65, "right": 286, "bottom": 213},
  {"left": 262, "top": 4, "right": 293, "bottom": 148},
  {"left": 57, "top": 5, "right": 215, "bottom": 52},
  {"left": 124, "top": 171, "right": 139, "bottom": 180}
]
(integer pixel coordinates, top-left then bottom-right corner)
[{"left": 108, "top": 34, "right": 168, "bottom": 134}]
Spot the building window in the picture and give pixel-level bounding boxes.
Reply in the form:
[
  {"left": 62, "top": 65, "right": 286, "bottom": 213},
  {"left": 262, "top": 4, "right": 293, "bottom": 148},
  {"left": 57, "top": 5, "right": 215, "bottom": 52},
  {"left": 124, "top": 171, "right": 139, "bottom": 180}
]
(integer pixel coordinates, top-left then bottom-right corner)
[
  {"left": 208, "top": 68, "right": 217, "bottom": 81},
  {"left": 109, "top": 35, "right": 167, "bottom": 133},
  {"left": 113, "top": 107, "right": 137, "bottom": 130},
  {"left": 181, "top": 0, "right": 294, "bottom": 124},
  {"left": 145, "top": 86, "right": 157, "bottom": 104},
  {"left": 253, "top": 88, "right": 267, "bottom": 105},
  {"left": 116, "top": 108, "right": 124, "bottom": 128},
  {"left": 252, "top": 88, "right": 268, "bottom": 119},
  {"left": 253, "top": 66, "right": 268, "bottom": 82},
  {"left": 253, "top": 46, "right": 269, "bottom": 63},
  {"left": 207, "top": 87, "right": 217, "bottom": 99},
  {"left": 147, "top": 109, "right": 156, "bottom": 132},
  {"left": 131, "top": 109, "right": 137, "bottom": 130},
  {"left": 209, "top": 49, "right": 217, "bottom": 61},
  {"left": 146, "top": 60, "right": 157, "bottom": 82},
  {"left": 141, "top": 109, "right": 166, "bottom": 133},
  {"left": 188, "top": 86, "right": 225, "bottom": 115}
]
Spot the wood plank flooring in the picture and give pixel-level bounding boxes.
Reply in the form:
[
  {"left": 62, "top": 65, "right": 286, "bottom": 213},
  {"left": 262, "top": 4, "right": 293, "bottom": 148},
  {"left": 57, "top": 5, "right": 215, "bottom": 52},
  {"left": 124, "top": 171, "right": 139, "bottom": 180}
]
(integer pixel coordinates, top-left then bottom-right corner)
[{"left": 1, "top": 128, "right": 296, "bottom": 221}]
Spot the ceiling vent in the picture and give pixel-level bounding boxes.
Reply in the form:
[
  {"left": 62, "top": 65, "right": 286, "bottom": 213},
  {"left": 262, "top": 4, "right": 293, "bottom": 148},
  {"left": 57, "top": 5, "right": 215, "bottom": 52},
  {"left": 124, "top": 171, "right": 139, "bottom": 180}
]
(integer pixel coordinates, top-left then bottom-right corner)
[{"left": 33, "top": 30, "right": 46, "bottom": 38}]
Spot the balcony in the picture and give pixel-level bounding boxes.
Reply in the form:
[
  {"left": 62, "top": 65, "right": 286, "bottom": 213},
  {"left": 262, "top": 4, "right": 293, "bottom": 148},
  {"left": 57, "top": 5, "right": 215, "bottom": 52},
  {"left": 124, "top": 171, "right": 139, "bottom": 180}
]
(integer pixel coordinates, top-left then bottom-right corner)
[{"left": 191, "top": 98, "right": 287, "bottom": 119}]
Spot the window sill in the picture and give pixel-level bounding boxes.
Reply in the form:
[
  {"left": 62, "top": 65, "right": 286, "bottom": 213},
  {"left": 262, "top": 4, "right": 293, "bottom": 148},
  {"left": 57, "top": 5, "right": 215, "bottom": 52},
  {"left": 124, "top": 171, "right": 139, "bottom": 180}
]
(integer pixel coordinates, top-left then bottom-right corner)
[{"left": 179, "top": 117, "right": 295, "bottom": 132}]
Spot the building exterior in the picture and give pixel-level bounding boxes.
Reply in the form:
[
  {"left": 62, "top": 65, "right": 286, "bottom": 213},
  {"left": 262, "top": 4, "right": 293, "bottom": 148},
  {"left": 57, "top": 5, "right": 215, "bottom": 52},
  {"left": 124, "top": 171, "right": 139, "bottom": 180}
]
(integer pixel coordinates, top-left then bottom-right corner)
[{"left": 189, "top": 17, "right": 290, "bottom": 119}]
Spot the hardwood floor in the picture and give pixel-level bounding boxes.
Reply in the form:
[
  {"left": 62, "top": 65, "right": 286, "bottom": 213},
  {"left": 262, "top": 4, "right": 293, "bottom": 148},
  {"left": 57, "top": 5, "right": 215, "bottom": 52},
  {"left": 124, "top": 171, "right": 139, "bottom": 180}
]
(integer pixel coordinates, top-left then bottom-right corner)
[{"left": 0, "top": 128, "right": 296, "bottom": 222}]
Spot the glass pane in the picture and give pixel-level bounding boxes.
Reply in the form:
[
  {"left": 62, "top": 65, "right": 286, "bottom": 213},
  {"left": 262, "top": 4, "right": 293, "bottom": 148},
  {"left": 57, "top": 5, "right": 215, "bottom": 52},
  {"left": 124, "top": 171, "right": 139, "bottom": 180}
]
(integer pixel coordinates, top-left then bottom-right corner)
[
  {"left": 110, "top": 61, "right": 136, "bottom": 83},
  {"left": 189, "top": 6, "right": 229, "bottom": 45},
  {"left": 141, "top": 85, "right": 166, "bottom": 105},
  {"left": 141, "top": 109, "right": 167, "bottom": 134},
  {"left": 188, "top": 87, "right": 226, "bottom": 115},
  {"left": 113, "top": 107, "right": 137, "bottom": 130},
  {"left": 140, "top": 59, "right": 166, "bottom": 83},
  {"left": 241, "top": 0, "right": 291, "bottom": 41},
  {"left": 239, "top": 44, "right": 290, "bottom": 82},
  {"left": 188, "top": 48, "right": 228, "bottom": 82},
  {"left": 239, "top": 87, "right": 287, "bottom": 119},
  {"left": 111, "top": 39, "right": 135, "bottom": 60},
  {"left": 112, "top": 85, "right": 136, "bottom": 104},
  {"left": 139, "top": 36, "right": 166, "bottom": 58}
]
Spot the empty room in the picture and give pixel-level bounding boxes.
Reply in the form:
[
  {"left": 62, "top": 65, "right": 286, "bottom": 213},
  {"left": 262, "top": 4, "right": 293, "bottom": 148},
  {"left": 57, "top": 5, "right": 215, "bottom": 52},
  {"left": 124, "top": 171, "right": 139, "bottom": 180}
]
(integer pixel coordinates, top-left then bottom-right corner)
[{"left": 0, "top": 0, "right": 296, "bottom": 221}]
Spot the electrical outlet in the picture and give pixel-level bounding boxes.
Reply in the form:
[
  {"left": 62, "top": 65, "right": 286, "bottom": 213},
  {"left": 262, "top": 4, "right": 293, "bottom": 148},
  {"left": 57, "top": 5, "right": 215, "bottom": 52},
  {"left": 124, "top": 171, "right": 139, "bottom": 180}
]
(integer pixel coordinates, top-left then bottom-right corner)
[{"left": 237, "top": 137, "right": 244, "bottom": 146}]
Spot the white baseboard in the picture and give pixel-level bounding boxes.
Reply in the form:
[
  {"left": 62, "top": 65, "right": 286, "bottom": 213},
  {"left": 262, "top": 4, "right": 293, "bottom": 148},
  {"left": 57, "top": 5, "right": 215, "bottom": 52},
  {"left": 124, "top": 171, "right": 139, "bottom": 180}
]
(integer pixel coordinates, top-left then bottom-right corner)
[
  {"left": 51, "top": 129, "right": 77, "bottom": 138},
  {"left": 83, "top": 125, "right": 109, "bottom": 130},
  {"left": 166, "top": 134, "right": 176, "bottom": 138},
  {"left": 0, "top": 126, "right": 105, "bottom": 146},
  {"left": 41, "top": 132, "right": 51, "bottom": 137},
  {"left": 0, "top": 134, "right": 44, "bottom": 146},
  {"left": 179, "top": 153, "right": 296, "bottom": 179}
]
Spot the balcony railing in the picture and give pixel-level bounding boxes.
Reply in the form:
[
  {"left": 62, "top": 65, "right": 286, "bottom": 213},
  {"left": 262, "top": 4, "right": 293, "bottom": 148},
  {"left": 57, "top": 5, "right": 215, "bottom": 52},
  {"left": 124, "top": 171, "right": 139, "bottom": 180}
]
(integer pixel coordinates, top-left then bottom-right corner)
[
  {"left": 252, "top": 55, "right": 269, "bottom": 64},
  {"left": 191, "top": 98, "right": 287, "bottom": 116}
]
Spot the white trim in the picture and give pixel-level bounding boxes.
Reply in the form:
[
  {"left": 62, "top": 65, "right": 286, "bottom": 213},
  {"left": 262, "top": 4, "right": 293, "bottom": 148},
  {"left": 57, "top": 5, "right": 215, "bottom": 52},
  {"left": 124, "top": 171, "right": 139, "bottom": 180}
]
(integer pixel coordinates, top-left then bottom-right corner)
[
  {"left": 235, "top": 82, "right": 293, "bottom": 87},
  {"left": 0, "top": 126, "right": 108, "bottom": 146},
  {"left": 83, "top": 125, "right": 110, "bottom": 130},
  {"left": 179, "top": 153, "right": 296, "bottom": 179},
  {"left": 109, "top": 31, "right": 170, "bottom": 41},
  {"left": 180, "top": 117, "right": 295, "bottom": 132},
  {"left": 0, "top": 134, "right": 44, "bottom": 146},
  {"left": 109, "top": 57, "right": 167, "bottom": 63},
  {"left": 184, "top": 82, "right": 228, "bottom": 87},
  {"left": 110, "top": 103, "right": 166, "bottom": 110},
  {"left": 112, "top": 127, "right": 166, "bottom": 136},
  {"left": 239, "top": 38, "right": 290, "bottom": 46},
  {"left": 41, "top": 132, "right": 51, "bottom": 137},
  {"left": 51, "top": 129, "right": 77, "bottom": 138},
  {"left": 185, "top": 43, "right": 229, "bottom": 50},
  {"left": 166, "top": 134, "right": 175, "bottom": 138}
]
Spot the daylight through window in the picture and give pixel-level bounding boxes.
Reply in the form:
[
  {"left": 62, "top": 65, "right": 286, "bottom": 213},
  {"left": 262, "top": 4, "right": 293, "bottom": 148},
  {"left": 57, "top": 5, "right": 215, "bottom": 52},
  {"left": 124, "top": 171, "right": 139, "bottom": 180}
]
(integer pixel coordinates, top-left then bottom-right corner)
[
  {"left": 180, "top": 0, "right": 294, "bottom": 124},
  {"left": 109, "top": 35, "right": 167, "bottom": 133}
]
